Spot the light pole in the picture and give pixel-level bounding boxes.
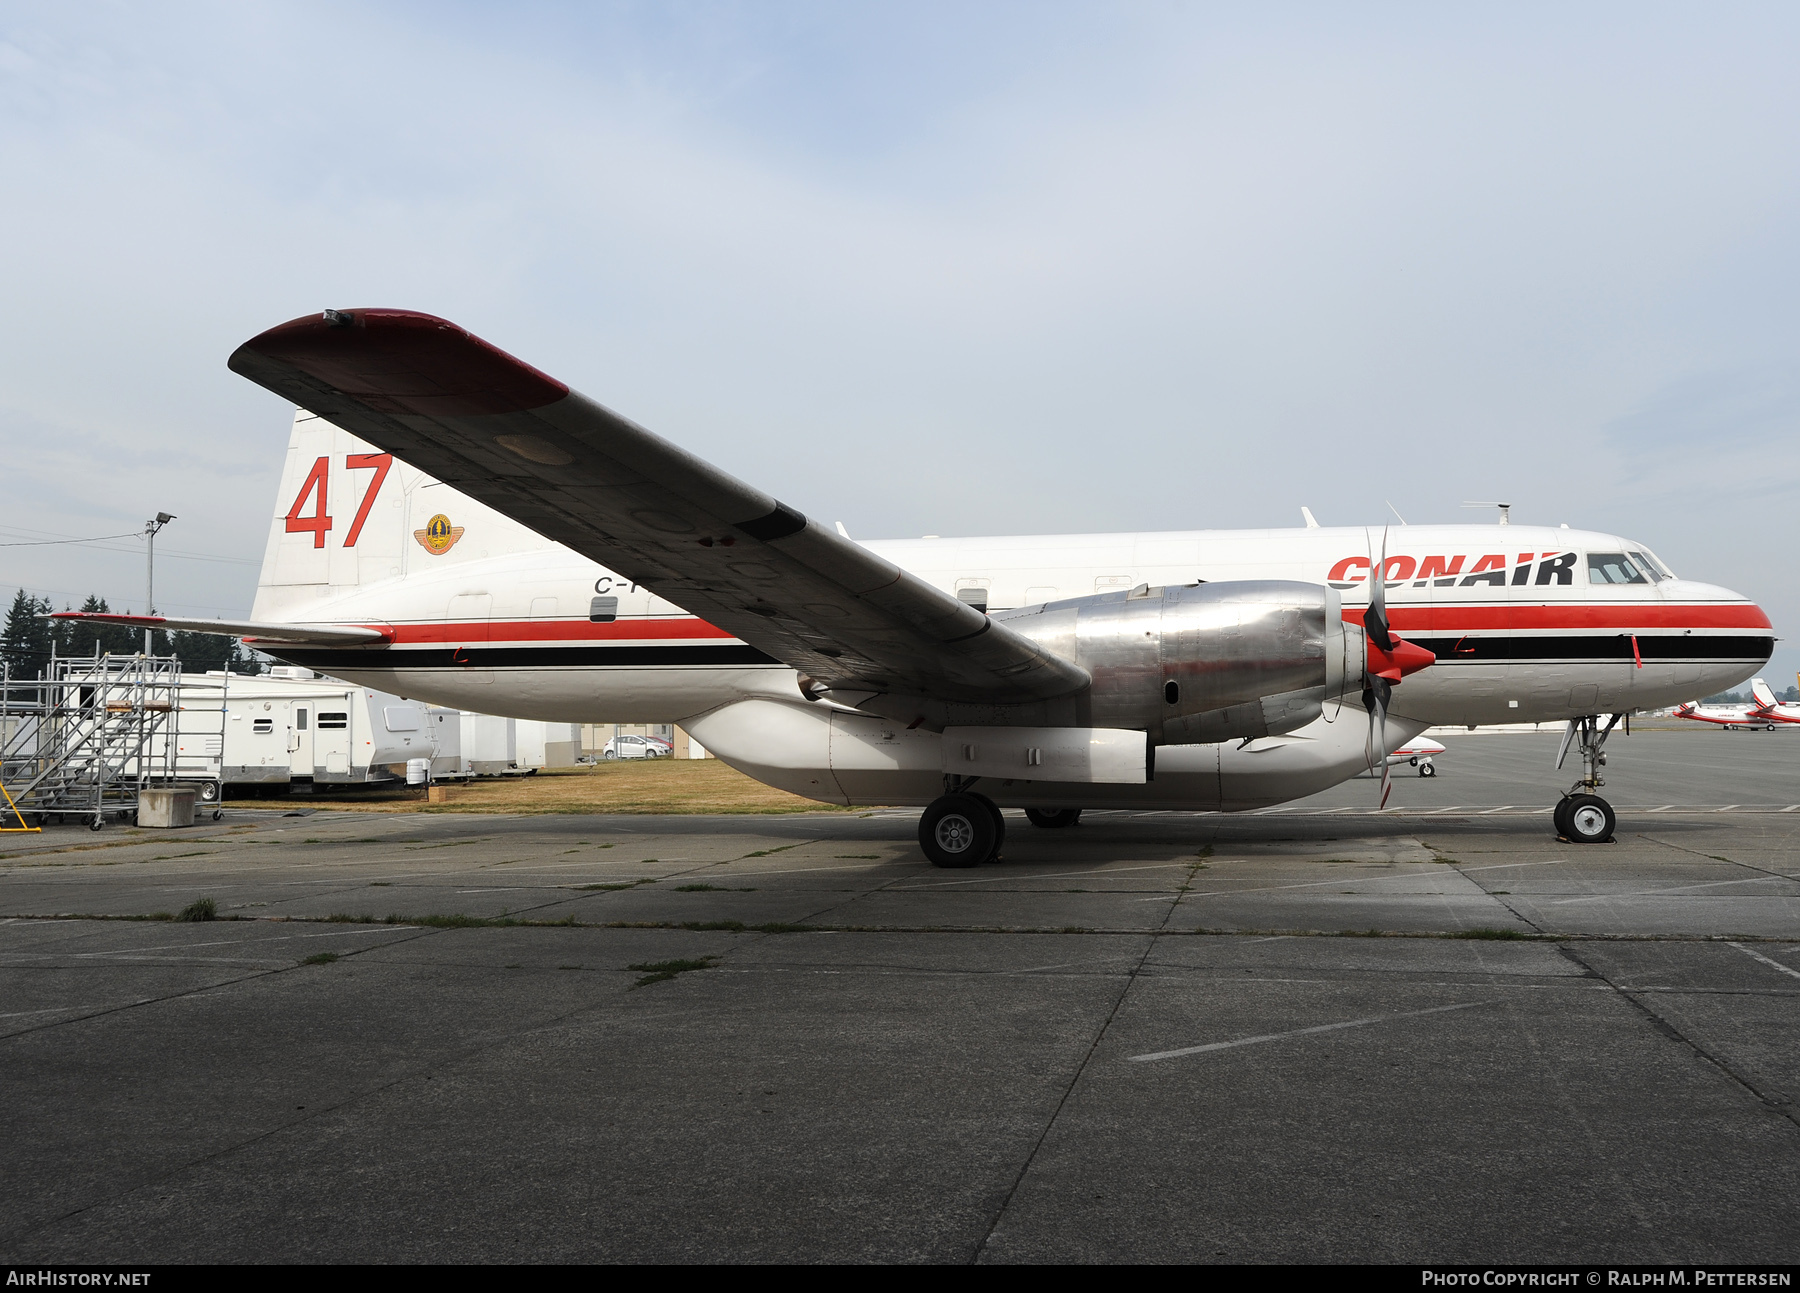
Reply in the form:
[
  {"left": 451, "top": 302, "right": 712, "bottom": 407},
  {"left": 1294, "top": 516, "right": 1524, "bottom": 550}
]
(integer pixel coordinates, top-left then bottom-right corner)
[{"left": 144, "top": 513, "right": 175, "bottom": 654}]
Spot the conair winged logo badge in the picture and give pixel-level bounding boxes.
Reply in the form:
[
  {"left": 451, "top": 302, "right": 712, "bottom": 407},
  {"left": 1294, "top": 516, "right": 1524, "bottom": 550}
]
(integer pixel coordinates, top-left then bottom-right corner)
[{"left": 414, "top": 513, "right": 465, "bottom": 555}]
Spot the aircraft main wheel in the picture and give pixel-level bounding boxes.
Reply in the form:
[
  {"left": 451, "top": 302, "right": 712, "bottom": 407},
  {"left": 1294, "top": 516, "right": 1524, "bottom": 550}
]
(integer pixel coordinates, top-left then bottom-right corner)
[
  {"left": 919, "top": 794, "right": 998, "bottom": 868},
  {"left": 1562, "top": 794, "right": 1615, "bottom": 844},
  {"left": 1024, "top": 808, "right": 1082, "bottom": 829},
  {"left": 1553, "top": 797, "right": 1575, "bottom": 838},
  {"left": 966, "top": 792, "right": 1006, "bottom": 860}
]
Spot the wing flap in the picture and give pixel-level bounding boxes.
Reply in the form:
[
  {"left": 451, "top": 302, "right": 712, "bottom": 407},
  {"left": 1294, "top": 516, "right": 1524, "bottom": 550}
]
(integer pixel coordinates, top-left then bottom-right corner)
[{"left": 228, "top": 309, "right": 1090, "bottom": 704}]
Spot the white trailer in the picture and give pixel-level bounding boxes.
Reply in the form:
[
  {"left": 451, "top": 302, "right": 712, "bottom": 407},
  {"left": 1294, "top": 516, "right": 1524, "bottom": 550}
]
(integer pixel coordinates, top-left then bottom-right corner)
[
  {"left": 426, "top": 708, "right": 462, "bottom": 778},
  {"left": 516, "top": 719, "right": 581, "bottom": 770},
  {"left": 458, "top": 712, "right": 515, "bottom": 776},
  {"left": 168, "top": 669, "right": 434, "bottom": 800}
]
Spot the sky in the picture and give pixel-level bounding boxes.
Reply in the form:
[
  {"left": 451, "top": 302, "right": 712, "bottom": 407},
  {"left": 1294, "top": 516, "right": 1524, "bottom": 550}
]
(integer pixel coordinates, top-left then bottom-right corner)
[{"left": 2, "top": 1, "right": 1798, "bottom": 680}]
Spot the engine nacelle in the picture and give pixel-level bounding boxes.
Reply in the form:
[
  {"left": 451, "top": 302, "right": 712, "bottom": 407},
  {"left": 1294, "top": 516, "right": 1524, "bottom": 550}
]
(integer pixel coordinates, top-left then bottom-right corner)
[{"left": 992, "top": 580, "right": 1365, "bottom": 743}]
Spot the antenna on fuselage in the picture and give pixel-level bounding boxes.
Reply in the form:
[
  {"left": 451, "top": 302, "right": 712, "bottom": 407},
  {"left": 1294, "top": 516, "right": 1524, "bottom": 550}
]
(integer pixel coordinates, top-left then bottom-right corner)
[
  {"left": 1385, "top": 500, "right": 1408, "bottom": 525},
  {"left": 1300, "top": 506, "right": 1320, "bottom": 529},
  {"left": 1462, "top": 501, "right": 1511, "bottom": 525}
]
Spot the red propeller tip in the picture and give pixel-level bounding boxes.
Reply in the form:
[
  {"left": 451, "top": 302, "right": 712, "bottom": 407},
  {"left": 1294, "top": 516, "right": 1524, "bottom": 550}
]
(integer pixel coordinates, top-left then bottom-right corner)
[{"left": 1369, "top": 635, "right": 1435, "bottom": 683}]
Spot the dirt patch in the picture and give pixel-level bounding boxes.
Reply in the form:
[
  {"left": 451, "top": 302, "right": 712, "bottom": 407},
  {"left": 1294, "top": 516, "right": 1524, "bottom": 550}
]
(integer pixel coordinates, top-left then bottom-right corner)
[{"left": 228, "top": 760, "right": 868, "bottom": 816}]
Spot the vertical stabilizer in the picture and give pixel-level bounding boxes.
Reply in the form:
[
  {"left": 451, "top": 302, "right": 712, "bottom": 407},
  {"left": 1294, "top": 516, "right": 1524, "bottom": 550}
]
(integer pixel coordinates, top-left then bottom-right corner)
[{"left": 250, "top": 411, "right": 555, "bottom": 622}]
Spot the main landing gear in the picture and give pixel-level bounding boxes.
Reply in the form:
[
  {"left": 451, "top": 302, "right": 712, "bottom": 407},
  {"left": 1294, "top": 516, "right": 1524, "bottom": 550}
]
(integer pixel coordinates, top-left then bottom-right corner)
[
  {"left": 919, "top": 781, "right": 1006, "bottom": 868},
  {"left": 1553, "top": 714, "right": 1623, "bottom": 844}
]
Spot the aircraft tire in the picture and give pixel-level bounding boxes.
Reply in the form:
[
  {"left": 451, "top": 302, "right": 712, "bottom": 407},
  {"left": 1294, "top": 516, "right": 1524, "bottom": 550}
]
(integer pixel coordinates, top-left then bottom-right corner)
[
  {"left": 1419, "top": 762, "right": 1436, "bottom": 778},
  {"left": 1024, "top": 808, "right": 1082, "bottom": 829},
  {"left": 965, "top": 792, "right": 1006, "bottom": 860},
  {"left": 1563, "top": 794, "right": 1615, "bottom": 844},
  {"left": 919, "top": 794, "right": 998, "bottom": 868},
  {"left": 1553, "top": 797, "right": 1574, "bottom": 838}
]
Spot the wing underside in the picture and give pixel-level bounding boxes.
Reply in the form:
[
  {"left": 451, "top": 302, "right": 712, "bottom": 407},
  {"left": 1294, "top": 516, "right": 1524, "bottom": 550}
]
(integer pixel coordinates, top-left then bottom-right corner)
[{"left": 227, "top": 309, "right": 1089, "bottom": 706}]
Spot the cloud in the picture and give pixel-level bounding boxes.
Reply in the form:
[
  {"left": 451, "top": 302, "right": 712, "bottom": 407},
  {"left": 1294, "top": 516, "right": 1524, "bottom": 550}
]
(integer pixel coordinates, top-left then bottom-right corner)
[{"left": 1, "top": 1, "right": 1798, "bottom": 673}]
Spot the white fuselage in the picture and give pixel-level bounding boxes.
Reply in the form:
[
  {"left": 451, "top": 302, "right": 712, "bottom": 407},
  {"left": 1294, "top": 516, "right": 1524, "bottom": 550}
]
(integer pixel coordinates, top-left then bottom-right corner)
[{"left": 244, "top": 418, "right": 1773, "bottom": 810}]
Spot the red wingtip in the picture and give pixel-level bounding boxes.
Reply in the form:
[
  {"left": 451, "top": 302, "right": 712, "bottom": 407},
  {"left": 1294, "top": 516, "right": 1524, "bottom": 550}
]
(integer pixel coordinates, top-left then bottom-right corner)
[{"left": 236, "top": 309, "right": 570, "bottom": 418}]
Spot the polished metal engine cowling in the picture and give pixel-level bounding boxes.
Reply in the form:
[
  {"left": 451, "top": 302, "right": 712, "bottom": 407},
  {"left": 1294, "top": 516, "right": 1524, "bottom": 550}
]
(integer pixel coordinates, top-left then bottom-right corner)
[{"left": 992, "top": 581, "right": 1361, "bottom": 743}]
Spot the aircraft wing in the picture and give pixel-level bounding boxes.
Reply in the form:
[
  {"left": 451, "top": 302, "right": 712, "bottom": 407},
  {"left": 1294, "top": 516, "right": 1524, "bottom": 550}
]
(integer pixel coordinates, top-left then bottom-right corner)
[
  {"left": 227, "top": 309, "right": 1090, "bottom": 705},
  {"left": 47, "top": 612, "right": 389, "bottom": 647}
]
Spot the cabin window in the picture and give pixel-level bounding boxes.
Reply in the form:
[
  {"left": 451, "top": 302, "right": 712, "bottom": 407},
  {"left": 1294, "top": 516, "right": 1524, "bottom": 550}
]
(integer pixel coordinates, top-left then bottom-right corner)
[
  {"left": 589, "top": 596, "right": 619, "bottom": 623},
  {"left": 1587, "top": 553, "right": 1647, "bottom": 585},
  {"left": 1165, "top": 681, "right": 1180, "bottom": 705},
  {"left": 317, "top": 712, "right": 349, "bottom": 730},
  {"left": 252, "top": 718, "right": 273, "bottom": 734}
]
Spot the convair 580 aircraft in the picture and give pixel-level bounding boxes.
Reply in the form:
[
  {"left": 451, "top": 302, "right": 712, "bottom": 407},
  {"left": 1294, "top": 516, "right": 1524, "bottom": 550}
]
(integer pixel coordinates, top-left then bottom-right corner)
[
  {"left": 63, "top": 310, "right": 1774, "bottom": 862},
  {"left": 1674, "top": 678, "right": 1800, "bottom": 730}
]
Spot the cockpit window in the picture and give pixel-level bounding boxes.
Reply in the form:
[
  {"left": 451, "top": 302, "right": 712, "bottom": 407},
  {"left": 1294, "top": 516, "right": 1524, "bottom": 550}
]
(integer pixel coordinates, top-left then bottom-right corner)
[
  {"left": 1588, "top": 553, "right": 1648, "bottom": 585},
  {"left": 1626, "top": 551, "right": 1667, "bottom": 583}
]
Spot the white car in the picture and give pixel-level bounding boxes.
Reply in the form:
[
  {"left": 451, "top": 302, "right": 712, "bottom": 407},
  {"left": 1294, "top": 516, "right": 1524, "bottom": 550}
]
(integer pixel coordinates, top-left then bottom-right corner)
[{"left": 602, "top": 734, "right": 673, "bottom": 760}]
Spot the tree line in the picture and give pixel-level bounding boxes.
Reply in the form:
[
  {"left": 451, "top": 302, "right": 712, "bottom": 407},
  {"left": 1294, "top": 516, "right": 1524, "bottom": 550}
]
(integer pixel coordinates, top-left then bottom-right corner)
[{"left": 1, "top": 589, "right": 257, "bottom": 678}]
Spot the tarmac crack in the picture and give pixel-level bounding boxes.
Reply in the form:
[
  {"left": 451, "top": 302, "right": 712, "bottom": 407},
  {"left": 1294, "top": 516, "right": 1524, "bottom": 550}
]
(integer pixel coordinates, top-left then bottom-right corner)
[
  {"left": 1558, "top": 943, "right": 1800, "bottom": 1131},
  {"left": 0, "top": 919, "right": 639, "bottom": 1252},
  {"left": 969, "top": 850, "right": 1209, "bottom": 1263}
]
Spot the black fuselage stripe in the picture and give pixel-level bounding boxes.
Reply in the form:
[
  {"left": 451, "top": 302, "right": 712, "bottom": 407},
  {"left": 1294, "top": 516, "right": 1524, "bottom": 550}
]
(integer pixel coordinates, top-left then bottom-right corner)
[
  {"left": 271, "top": 634, "right": 1772, "bottom": 673},
  {"left": 1409, "top": 635, "right": 1773, "bottom": 662}
]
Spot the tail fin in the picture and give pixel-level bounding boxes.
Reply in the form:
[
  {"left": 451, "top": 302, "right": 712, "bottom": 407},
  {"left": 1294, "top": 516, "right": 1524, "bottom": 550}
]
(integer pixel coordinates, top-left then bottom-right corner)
[
  {"left": 1751, "top": 678, "right": 1778, "bottom": 709},
  {"left": 251, "top": 412, "right": 553, "bottom": 621}
]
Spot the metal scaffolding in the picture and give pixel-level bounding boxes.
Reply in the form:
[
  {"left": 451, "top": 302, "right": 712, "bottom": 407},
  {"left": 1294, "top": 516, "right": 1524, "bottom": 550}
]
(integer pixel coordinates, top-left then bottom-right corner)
[{"left": 0, "top": 652, "right": 186, "bottom": 831}]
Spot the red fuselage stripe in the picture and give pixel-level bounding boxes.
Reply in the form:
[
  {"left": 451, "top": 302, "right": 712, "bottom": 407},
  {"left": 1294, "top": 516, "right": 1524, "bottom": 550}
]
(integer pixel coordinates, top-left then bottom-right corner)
[
  {"left": 361, "top": 604, "right": 1771, "bottom": 647},
  {"left": 1343, "top": 604, "right": 1773, "bottom": 632}
]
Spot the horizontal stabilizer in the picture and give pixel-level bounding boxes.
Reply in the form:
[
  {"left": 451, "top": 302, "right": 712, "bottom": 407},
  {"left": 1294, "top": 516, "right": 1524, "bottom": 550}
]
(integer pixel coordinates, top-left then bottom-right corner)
[{"left": 45, "top": 612, "right": 389, "bottom": 647}]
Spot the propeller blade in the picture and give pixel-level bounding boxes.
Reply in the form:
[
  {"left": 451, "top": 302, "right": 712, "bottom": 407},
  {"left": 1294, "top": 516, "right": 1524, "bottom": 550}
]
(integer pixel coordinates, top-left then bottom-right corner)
[
  {"left": 1364, "top": 526, "right": 1395, "bottom": 652},
  {"left": 1363, "top": 676, "right": 1394, "bottom": 809}
]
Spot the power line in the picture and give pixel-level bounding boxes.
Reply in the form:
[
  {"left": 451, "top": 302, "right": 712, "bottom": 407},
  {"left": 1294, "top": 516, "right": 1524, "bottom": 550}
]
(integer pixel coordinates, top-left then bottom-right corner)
[
  {"left": 0, "top": 531, "right": 141, "bottom": 548},
  {"left": 0, "top": 524, "right": 261, "bottom": 565}
]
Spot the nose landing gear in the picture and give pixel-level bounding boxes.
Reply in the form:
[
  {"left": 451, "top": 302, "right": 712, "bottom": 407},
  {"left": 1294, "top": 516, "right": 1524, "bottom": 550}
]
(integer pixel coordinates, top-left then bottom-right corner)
[{"left": 1554, "top": 714, "right": 1624, "bottom": 843}]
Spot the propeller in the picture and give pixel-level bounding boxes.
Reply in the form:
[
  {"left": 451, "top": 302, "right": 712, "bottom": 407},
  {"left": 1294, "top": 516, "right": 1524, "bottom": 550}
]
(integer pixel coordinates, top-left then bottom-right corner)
[{"left": 1361, "top": 529, "right": 1435, "bottom": 808}]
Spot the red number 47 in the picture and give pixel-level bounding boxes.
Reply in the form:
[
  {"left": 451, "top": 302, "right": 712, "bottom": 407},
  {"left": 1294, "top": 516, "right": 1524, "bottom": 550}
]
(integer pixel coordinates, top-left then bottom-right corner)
[{"left": 284, "top": 454, "right": 393, "bottom": 549}]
